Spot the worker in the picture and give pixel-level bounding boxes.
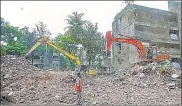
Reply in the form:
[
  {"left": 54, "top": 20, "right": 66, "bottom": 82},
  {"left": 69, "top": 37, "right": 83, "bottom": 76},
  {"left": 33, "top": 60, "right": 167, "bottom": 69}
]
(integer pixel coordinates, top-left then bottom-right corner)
[{"left": 74, "top": 72, "right": 82, "bottom": 105}]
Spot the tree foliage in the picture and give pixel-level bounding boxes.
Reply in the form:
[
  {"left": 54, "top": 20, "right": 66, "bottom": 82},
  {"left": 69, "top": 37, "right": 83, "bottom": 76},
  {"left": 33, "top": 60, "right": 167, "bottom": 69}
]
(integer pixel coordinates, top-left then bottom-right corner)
[
  {"left": 65, "top": 11, "right": 86, "bottom": 44},
  {"left": 1, "top": 17, "right": 25, "bottom": 55},
  {"left": 0, "top": 18, "right": 52, "bottom": 56},
  {"left": 20, "top": 26, "right": 39, "bottom": 51},
  {"left": 5, "top": 41, "right": 27, "bottom": 55},
  {"left": 60, "top": 12, "right": 105, "bottom": 66},
  {"left": 1, "top": 10, "right": 106, "bottom": 70},
  {"left": 1, "top": 45, "right": 7, "bottom": 56},
  {"left": 82, "top": 21, "right": 105, "bottom": 65},
  {"left": 53, "top": 33, "right": 79, "bottom": 70},
  {"left": 1, "top": 18, "right": 23, "bottom": 44},
  {"left": 35, "top": 21, "right": 51, "bottom": 36}
]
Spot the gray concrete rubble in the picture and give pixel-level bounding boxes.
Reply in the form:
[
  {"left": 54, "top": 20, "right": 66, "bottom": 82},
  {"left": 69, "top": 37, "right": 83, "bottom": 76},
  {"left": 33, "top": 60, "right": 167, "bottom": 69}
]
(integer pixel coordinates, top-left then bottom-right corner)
[{"left": 1, "top": 55, "right": 181, "bottom": 105}]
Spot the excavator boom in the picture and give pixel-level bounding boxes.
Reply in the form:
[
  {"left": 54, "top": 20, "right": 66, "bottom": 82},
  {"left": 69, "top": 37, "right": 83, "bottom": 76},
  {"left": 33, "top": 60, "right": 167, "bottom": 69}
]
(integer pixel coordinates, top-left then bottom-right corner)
[
  {"left": 106, "top": 31, "right": 170, "bottom": 62},
  {"left": 46, "top": 41, "right": 81, "bottom": 65},
  {"left": 106, "top": 31, "right": 146, "bottom": 60},
  {"left": 25, "top": 37, "right": 81, "bottom": 66},
  {"left": 112, "top": 37, "right": 146, "bottom": 58},
  {"left": 25, "top": 37, "right": 44, "bottom": 57}
]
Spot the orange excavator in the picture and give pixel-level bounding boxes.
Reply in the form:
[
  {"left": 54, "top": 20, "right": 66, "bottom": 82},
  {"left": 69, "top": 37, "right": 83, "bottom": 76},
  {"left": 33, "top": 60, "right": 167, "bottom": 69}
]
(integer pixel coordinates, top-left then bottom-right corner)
[{"left": 105, "top": 31, "right": 170, "bottom": 62}]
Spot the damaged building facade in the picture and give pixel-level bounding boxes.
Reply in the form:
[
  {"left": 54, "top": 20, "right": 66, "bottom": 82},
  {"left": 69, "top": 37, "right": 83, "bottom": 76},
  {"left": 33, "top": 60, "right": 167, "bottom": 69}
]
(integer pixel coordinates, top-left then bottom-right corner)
[
  {"left": 168, "top": 1, "right": 181, "bottom": 59},
  {"left": 111, "top": 2, "right": 181, "bottom": 68},
  {"left": 27, "top": 50, "right": 60, "bottom": 69}
]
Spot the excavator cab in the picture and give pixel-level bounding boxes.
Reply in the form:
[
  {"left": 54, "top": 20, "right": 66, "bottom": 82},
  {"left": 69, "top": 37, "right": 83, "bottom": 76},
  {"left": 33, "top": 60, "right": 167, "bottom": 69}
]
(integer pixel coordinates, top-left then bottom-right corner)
[
  {"left": 157, "top": 51, "right": 171, "bottom": 62},
  {"left": 148, "top": 46, "right": 157, "bottom": 60},
  {"left": 146, "top": 46, "right": 170, "bottom": 62}
]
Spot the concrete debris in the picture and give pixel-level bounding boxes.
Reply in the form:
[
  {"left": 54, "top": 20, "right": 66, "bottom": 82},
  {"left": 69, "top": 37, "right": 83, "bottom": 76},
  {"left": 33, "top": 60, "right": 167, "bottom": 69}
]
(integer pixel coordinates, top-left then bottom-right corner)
[
  {"left": 138, "top": 73, "right": 145, "bottom": 78},
  {"left": 171, "top": 74, "right": 179, "bottom": 79},
  {"left": 1, "top": 55, "right": 181, "bottom": 105},
  {"left": 92, "top": 101, "right": 98, "bottom": 105},
  {"left": 167, "top": 83, "right": 176, "bottom": 89}
]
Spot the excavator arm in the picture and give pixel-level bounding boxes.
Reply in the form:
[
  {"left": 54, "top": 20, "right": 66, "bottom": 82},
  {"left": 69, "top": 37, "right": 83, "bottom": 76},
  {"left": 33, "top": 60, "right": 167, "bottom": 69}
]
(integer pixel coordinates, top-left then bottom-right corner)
[
  {"left": 25, "top": 37, "right": 44, "bottom": 57},
  {"left": 111, "top": 37, "right": 146, "bottom": 59},
  {"left": 106, "top": 31, "right": 146, "bottom": 60},
  {"left": 46, "top": 41, "right": 81, "bottom": 66},
  {"left": 25, "top": 37, "right": 81, "bottom": 66}
]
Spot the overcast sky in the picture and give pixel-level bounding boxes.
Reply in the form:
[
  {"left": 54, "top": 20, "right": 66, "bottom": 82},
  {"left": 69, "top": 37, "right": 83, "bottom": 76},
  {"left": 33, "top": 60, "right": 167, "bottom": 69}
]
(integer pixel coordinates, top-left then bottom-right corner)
[{"left": 1, "top": 1, "right": 168, "bottom": 38}]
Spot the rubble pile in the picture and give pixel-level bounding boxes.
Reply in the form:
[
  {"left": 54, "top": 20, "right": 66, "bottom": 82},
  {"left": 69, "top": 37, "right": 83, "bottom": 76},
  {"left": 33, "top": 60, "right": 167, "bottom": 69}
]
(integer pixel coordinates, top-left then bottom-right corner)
[
  {"left": 81, "top": 65, "right": 181, "bottom": 105},
  {"left": 1, "top": 55, "right": 40, "bottom": 88},
  {"left": 1, "top": 55, "right": 41, "bottom": 104},
  {"left": 1, "top": 55, "right": 80, "bottom": 105},
  {"left": 1, "top": 55, "right": 181, "bottom": 105},
  {"left": 9, "top": 71, "right": 76, "bottom": 105}
]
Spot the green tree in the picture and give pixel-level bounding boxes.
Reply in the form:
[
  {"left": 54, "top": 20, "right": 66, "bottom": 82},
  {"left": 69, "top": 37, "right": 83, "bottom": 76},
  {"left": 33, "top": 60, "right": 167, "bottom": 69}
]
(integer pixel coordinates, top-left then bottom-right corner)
[
  {"left": 35, "top": 21, "right": 51, "bottom": 36},
  {"left": 1, "top": 21, "right": 23, "bottom": 44},
  {"left": 53, "top": 33, "right": 78, "bottom": 70},
  {"left": 1, "top": 17, "right": 26, "bottom": 55},
  {"left": 20, "top": 26, "right": 39, "bottom": 50},
  {"left": 64, "top": 11, "right": 86, "bottom": 43},
  {"left": 5, "top": 41, "right": 27, "bottom": 55},
  {"left": 63, "top": 12, "right": 105, "bottom": 66},
  {"left": 21, "top": 22, "right": 52, "bottom": 57},
  {"left": 82, "top": 21, "right": 104, "bottom": 66},
  {"left": 1, "top": 45, "right": 6, "bottom": 56},
  {"left": 54, "top": 33, "right": 76, "bottom": 54},
  {"left": 59, "top": 54, "right": 68, "bottom": 70},
  {"left": 54, "top": 12, "right": 105, "bottom": 68}
]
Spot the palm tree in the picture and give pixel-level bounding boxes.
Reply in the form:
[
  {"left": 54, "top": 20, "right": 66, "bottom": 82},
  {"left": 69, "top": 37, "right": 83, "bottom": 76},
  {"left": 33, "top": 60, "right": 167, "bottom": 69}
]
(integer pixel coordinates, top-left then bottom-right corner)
[{"left": 64, "top": 11, "right": 86, "bottom": 39}]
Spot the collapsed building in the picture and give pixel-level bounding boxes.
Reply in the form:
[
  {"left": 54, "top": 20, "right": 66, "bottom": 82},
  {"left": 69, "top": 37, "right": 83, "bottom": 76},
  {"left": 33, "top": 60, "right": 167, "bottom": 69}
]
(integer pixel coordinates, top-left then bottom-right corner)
[{"left": 111, "top": 2, "right": 181, "bottom": 69}]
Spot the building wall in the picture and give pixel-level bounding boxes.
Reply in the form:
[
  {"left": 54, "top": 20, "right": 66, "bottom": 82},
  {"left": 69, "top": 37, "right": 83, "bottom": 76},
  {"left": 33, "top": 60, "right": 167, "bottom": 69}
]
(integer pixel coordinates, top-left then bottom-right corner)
[
  {"left": 27, "top": 51, "right": 60, "bottom": 69},
  {"left": 112, "top": 3, "right": 181, "bottom": 68},
  {"left": 112, "top": 5, "right": 136, "bottom": 68},
  {"left": 168, "top": 1, "right": 181, "bottom": 59},
  {"left": 52, "top": 54, "right": 60, "bottom": 69}
]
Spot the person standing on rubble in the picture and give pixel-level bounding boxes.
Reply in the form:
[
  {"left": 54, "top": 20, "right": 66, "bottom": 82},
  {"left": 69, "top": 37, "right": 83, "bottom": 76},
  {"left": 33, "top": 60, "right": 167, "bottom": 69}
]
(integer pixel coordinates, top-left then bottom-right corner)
[{"left": 74, "top": 72, "right": 82, "bottom": 105}]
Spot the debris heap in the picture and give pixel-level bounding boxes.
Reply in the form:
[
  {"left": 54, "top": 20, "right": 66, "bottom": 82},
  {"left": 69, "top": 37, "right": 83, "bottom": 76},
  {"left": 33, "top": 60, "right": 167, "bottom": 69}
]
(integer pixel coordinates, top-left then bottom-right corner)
[
  {"left": 1, "top": 55, "right": 40, "bottom": 104},
  {"left": 1, "top": 55, "right": 40, "bottom": 88},
  {"left": 1, "top": 55, "right": 181, "bottom": 105}
]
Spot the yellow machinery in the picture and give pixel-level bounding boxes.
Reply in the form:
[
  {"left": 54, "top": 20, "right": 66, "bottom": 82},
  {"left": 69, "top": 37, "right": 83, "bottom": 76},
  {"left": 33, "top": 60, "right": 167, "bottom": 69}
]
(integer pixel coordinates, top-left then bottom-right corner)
[
  {"left": 88, "top": 68, "right": 96, "bottom": 75},
  {"left": 25, "top": 36, "right": 81, "bottom": 69},
  {"left": 25, "top": 36, "right": 97, "bottom": 75}
]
